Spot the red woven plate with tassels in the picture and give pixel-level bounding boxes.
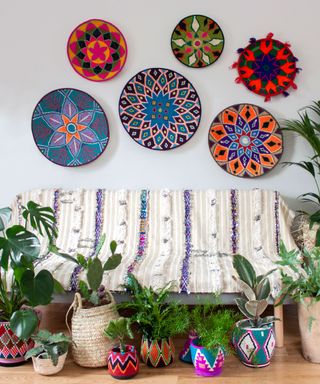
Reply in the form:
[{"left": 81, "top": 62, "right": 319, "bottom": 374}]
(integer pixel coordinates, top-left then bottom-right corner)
[{"left": 232, "top": 33, "right": 301, "bottom": 101}]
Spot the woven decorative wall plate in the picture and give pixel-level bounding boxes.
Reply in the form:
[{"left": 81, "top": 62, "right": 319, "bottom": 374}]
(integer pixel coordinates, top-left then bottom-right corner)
[
  {"left": 119, "top": 68, "right": 201, "bottom": 150},
  {"left": 32, "top": 88, "right": 109, "bottom": 167},
  {"left": 208, "top": 104, "right": 283, "bottom": 178},
  {"left": 171, "top": 15, "right": 224, "bottom": 68},
  {"left": 232, "top": 33, "right": 300, "bottom": 101},
  {"left": 67, "top": 19, "right": 127, "bottom": 82}
]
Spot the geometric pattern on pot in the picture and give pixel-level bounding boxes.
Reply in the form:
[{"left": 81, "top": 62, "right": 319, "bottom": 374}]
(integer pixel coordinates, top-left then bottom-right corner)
[
  {"left": 171, "top": 15, "right": 224, "bottom": 68},
  {"left": 119, "top": 68, "right": 201, "bottom": 150},
  {"left": 263, "top": 329, "right": 275, "bottom": 360},
  {"left": 237, "top": 331, "right": 259, "bottom": 361},
  {"left": 233, "top": 33, "right": 299, "bottom": 102},
  {"left": 67, "top": 19, "right": 127, "bottom": 82},
  {"left": 32, "top": 88, "right": 109, "bottom": 167},
  {"left": 107, "top": 345, "right": 139, "bottom": 379},
  {"left": 140, "top": 337, "right": 175, "bottom": 367},
  {"left": 208, "top": 104, "right": 283, "bottom": 178},
  {"left": 191, "top": 345, "right": 225, "bottom": 377}
]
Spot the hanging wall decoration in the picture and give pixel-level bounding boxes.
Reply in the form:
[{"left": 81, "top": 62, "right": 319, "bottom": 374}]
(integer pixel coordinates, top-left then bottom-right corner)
[
  {"left": 232, "top": 33, "right": 300, "bottom": 101},
  {"left": 119, "top": 68, "right": 201, "bottom": 150},
  {"left": 67, "top": 19, "right": 128, "bottom": 82},
  {"left": 208, "top": 104, "right": 283, "bottom": 178},
  {"left": 32, "top": 88, "right": 109, "bottom": 167},
  {"left": 171, "top": 15, "right": 224, "bottom": 68}
]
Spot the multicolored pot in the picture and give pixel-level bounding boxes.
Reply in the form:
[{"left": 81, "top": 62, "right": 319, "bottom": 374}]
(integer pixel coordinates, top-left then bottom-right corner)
[
  {"left": 232, "top": 320, "right": 275, "bottom": 368},
  {"left": 0, "top": 322, "right": 34, "bottom": 366},
  {"left": 190, "top": 339, "right": 225, "bottom": 377},
  {"left": 108, "top": 345, "right": 139, "bottom": 379},
  {"left": 140, "top": 337, "right": 175, "bottom": 367},
  {"left": 179, "top": 331, "right": 198, "bottom": 363}
]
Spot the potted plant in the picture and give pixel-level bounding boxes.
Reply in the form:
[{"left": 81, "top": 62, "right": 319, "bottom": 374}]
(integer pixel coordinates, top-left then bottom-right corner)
[
  {"left": 0, "top": 202, "right": 61, "bottom": 366},
  {"left": 189, "top": 305, "right": 238, "bottom": 377},
  {"left": 118, "top": 273, "right": 189, "bottom": 368},
  {"left": 277, "top": 242, "right": 320, "bottom": 363},
  {"left": 105, "top": 317, "right": 139, "bottom": 379},
  {"left": 25, "top": 330, "right": 70, "bottom": 375},
  {"left": 281, "top": 101, "right": 320, "bottom": 249},
  {"left": 54, "top": 236, "right": 122, "bottom": 368},
  {"left": 232, "top": 254, "right": 278, "bottom": 368}
]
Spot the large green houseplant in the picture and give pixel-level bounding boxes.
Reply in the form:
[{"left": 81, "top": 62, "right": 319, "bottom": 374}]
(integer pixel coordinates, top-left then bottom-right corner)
[
  {"left": 232, "top": 255, "right": 278, "bottom": 368},
  {"left": 277, "top": 242, "right": 320, "bottom": 363},
  {"left": 118, "top": 273, "right": 189, "bottom": 368},
  {"left": 0, "top": 202, "right": 61, "bottom": 365}
]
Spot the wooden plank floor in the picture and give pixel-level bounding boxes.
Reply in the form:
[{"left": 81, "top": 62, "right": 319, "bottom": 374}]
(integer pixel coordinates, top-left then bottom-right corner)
[{"left": 1, "top": 304, "right": 320, "bottom": 383}]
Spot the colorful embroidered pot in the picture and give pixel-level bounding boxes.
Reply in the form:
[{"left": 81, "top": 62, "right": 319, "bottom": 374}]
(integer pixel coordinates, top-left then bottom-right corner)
[
  {"left": 108, "top": 345, "right": 139, "bottom": 379},
  {"left": 232, "top": 320, "right": 275, "bottom": 368},
  {"left": 190, "top": 339, "right": 225, "bottom": 377},
  {"left": 0, "top": 322, "right": 34, "bottom": 366},
  {"left": 140, "top": 337, "right": 175, "bottom": 367},
  {"left": 179, "top": 331, "right": 198, "bottom": 363}
]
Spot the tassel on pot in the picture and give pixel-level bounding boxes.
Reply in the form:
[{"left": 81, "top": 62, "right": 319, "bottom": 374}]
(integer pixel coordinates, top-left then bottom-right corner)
[
  {"left": 249, "top": 37, "right": 256, "bottom": 44},
  {"left": 282, "top": 91, "right": 290, "bottom": 97},
  {"left": 231, "top": 62, "right": 238, "bottom": 69},
  {"left": 237, "top": 48, "right": 244, "bottom": 54},
  {"left": 266, "top": 32, "right": 274, "bottom": 39}
]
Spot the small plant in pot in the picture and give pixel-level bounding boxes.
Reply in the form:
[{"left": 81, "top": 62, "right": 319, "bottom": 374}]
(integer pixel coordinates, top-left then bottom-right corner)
[
  {"left": 0, "top": 203, "right": 62, "bottom": 366},
  {"left": 25, "top": 330, "right": 70, "bottom": 375},
  {"left": 189, "top": 304, "right": 238, "bottom": 377},
  {"left": 53, "top": 236, "right": 122, "bottom": 368},
  {"left": 277, "top": 242, "right": 320, "bottom": 363},
  {"left": 118, "top": 273, "right": 189, "bottom": 368},
  {"left": 105, "top": 317, "right": 139, "bottom": 379},
  {"left": 232, "top": 254, "right": 278, "bottom": 368}
]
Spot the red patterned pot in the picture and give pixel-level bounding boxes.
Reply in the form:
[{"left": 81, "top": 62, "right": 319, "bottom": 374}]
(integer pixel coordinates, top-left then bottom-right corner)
[
  {"left": 140, "top": 336, "right": 175, "bottom": 368},
  {"left": 179, "top": 331, "right": 198, "bottom": 363},
  {"left": 0, "top": 322, "right": 34, "bottom": 366},
  {"left": 107, "top": 345, "right": 139, "bottom": 379}
]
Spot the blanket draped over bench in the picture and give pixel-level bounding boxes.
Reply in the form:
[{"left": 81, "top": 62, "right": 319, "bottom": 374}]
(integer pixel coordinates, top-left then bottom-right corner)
[{"left": 9, "top": 189, "right": 297, "bottom": 297}]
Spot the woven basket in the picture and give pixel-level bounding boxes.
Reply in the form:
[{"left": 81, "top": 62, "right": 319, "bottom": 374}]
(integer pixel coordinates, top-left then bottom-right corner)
[
  {"left": 66, "top": 292, "right": 119, "bottom": 368},
  {"left": 291, "top": 213, "right": 318, "bottom": 251}
]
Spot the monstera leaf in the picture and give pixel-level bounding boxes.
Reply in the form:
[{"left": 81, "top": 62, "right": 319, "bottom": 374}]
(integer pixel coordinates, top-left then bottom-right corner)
[
  {"left": 6, "top": 225, "right": 40, "bottom": 260},
  {"left": 20, "top": 270, "right": 54, "bottom": 306},
  {"left": 0, "top": 207, "right": 11, "bottom": 231},
  {"left": 10, "top": 309, "right": 38, "bottom": 340}
]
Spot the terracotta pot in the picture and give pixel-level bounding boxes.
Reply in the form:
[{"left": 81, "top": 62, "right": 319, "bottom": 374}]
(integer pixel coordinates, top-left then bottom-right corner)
[
  {"left": 32, "top": 351, "right": 67, "bottom": 375},
  {"left": 179, "top": 331, "right": 198, "bottom": 363},
  {"left": 107, "top": 345, "right": 139, "bottom": 379},
  {"left": 190, "top": 339, "right": 224, "bottom": 377},
  {"left": 232, "top": 319, "right": 275, "bottom": 368},
  {"left": 0, "top": 322, "right": 34, "bottom": 366},
  {"left": 140, "top": 336, "right": 175, "bottom": 367},
  {"left": 298, "top": 298, "right": 320, "bottom": 363}
]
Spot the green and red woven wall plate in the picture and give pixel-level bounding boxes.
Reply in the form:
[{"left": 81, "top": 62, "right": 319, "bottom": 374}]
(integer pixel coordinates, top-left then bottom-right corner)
[{"left": 232, "top": 33, "right": 301, "bottom": 101}]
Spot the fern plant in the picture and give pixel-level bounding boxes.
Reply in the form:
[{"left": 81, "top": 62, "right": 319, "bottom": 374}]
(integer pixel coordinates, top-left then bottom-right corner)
[
  {"left": 233, "top": 255, "right": 278, "bottom": 327},
  {"left": 118, "top": 274, "right": 189, "bottom": 340},
  {"left": 104, "top": 318, "right": 134, "bottom": 353},
  {"left": 281, "top": 101, "right": 320, "bottom": 245},
  {"left": 25, "top": 330, "right": 70, "bottom": 366}
]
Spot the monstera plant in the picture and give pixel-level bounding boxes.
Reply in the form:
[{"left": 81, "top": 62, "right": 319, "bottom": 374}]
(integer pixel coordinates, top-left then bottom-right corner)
[{"left": 0, "top": 202, "right": 61, "bottom": 341}]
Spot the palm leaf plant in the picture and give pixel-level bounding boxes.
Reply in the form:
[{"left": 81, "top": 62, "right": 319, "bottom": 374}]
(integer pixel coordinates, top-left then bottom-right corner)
[
  {"left": 104, "top": 318, "right": 134, "bottom": 353},
  {"left": 0, "top": 202, "right": 62, "bottom": 340},
  {"left": 281, "top": 101, "right": 320, "bottom": 245}
]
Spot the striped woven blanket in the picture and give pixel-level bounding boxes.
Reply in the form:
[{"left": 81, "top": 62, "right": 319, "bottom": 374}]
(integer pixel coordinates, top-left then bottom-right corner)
[{"left": 10, "top": 189, "right": 297, "bottom": 297}]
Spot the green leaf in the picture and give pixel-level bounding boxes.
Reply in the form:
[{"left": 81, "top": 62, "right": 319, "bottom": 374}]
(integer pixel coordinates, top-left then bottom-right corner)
[
  {"left": 53, "top": 278, "right": 64, "bottom": 294},
  {"left": 95, "top": 234, "right": 106, "bottom": 258},
  {"left": 87, "top": 258, "right": 103, "bottom": 291},
  {"left": 10, "top": 309, "right": 38, "bottom": 340},
  {"left": 235, "top": 297, "right": 254, "bottom": 319},
  {"left": 76, "top": 254, "right": 87, "bottom": 268},
  {"left": 78, "top": 280, "right": 90, "bottom": 300},
  {"left": 25, "top": 346, "right": 45, "bottom": 360},
  {"left": 20, "top": 270, "right": 54, "bottom": 306},
  {"left": 315, "top": 228, "right": 320, "bottom": 247},
  {"left": 89, "top": 291, "right": 99, "bottom": 306},
  {"left": 49, "top": 244, "right": 79, "bottom": 265},
  {"left": 256, "top": 278, "right": 271, "bottom": 300},
  {"left": 103, "top": 254, "right": 122, "bottom": 271},
  {"left": 0, "top": 237, "right": 10, "bottom": 270},
  {"left": 6, "top": 225, "right": 40, "bottom": 260},
  {"left": 0, "top": 207, "right": 12, "bottom": 231},
  {"left": 259, "top": 316, "right": 280, "bottom": 326},
  {"left": 245, "top": 299, "right": 268, "bottom": 317},
  {"left": 233, "top": 254, "right": 256, "bottom": 288},
  {"left": 13, "top": 266, "right": 27, "bottom": 283},
  {"left": 110, "top": 240, "right": 117, "bottom": 254},
  {"left": 309, "top": 210, "right": 320, "bottom": 228}
]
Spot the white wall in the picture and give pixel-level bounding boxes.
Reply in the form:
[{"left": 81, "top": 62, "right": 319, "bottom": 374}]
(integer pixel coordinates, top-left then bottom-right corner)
[{"left": 0, "top": 0, "right": 319, "bottom": 210}]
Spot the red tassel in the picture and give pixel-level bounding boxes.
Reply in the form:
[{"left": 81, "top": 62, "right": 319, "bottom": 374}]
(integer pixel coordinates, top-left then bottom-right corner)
[
  {"left": 292, "top": 82, "right": 298, "bottom": 90},
  {"left": 266, "top": 32, "right": 274, "bottom": 40},
  {"left": 284, "top": 42, "right": 291, "bottom": 48},
  {"left": 235, "top": 77, "right": 242, "bottom": 84},
  {"left": 231, "top": 62, "right": 238, "bottom": 69},
  {"left": 264, "top": 95, "right": 271, "bottom": 102}
]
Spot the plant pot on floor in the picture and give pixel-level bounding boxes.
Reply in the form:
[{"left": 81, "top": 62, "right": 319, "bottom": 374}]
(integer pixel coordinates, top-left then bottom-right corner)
[
  {"left": 179, "top": 331, "right": 198, "bottom": 363},
  {"left": 32, "top": 352, "right": 67, "bottom": 375},
  {"left": 108, "top": 345, "right": 139, "bottom": 379},
  {"left": 298, "top": 298, "right": 320, "bottom": 363},
  {"left": 0, "top": 322, "right": 34, "bottom": 366},
  {"left": 233, "top": 320, "right": 275, "bottom": 368},
  {"left": 190, "top": 339, "right": 225, "bottom": 377},
  {"left": 66, "top": 292, "right": 119, "bottom": 368},
  {"left": 140, "top": 337, "right": 175, "bottom": 367}
]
